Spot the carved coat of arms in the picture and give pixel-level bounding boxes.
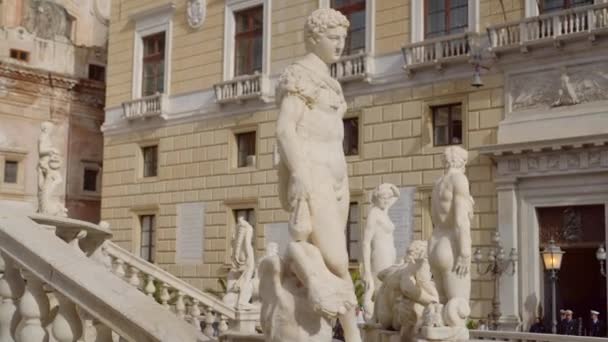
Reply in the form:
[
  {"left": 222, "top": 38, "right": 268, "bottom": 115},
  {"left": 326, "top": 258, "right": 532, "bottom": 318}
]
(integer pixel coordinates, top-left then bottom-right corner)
[{"left": 187, "top": 0, "right": 206, "bottom": 29}]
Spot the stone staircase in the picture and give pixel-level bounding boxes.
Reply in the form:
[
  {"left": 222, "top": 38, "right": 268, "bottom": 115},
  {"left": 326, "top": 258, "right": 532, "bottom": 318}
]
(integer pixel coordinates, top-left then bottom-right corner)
[{"left": 0, "top": 209, "right": 259, "bottom": 342}]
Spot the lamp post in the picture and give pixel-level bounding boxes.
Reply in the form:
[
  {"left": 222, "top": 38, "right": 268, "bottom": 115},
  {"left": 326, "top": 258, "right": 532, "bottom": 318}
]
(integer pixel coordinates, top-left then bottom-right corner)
[
  {"left": 596, "top": 245, "right": 606, "bottom": 277},
  {"left": 541, "top": 239, "right": 565, "bottom": 334},
  {"left": 473, "top": 232, "right": 518, "bottom": 330}
]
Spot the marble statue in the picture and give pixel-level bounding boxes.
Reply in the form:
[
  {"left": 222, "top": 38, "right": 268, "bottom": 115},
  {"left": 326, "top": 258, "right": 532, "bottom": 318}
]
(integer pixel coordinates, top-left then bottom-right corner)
[
  {"left": 186, "top": 0, "right": 206, "bottom": 29},
  {"left": 223, "top": 217, "right": 256, "bottom": 309},
  {"left": 37, "top": 121, "right": 67, "bottom": 217},
  {"left": 361, "top": 183, "right": 400, "bottom": 320},
  {"left": 422, "top": 146, "right": 474, "bottom": 341},
  {"left": 259, "top": 8, "right": 361, "bottom": 342},
  {"left": 370, "top": 240, "right": 439, "bottom": 341}
]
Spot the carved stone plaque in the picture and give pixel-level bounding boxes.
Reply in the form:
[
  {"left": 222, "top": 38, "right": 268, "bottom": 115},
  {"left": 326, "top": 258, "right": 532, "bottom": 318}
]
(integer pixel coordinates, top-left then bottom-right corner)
[
  {"left": 509, "top": 61, "right": 608, "bottom": 112},
  {"left": 187, "top": 0, "right": 206, "bottom": 29},
  {"left": 388, "top": 187, "right": 416, "bottom": 260},
  {"left": 176, "top": 202, "right": 205, "bottom": 264},
  {"left": 264, "top": 222, "right": 290, "bottom": 256}
]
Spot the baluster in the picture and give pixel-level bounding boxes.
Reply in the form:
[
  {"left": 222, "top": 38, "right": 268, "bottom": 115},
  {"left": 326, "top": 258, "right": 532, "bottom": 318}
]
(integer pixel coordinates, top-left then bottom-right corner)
[
  {"left": 51, "top": 292, "right": 83, "bottom": 342},
  {"left": 159, "top": 283, "right": 170, "bottom": 309},
  {"left": 203, "top": 310, "right": 215, "bottom": 337},
  {"left": 434, "top": 41, "right": 442, "bottom": 61},
  {"left": 144, "top": 275, "right": 156, "bottom": 297},
  {"left": 190, "top": 300, "right": 201, "bottom": 331},
  {"left": 218, "top": 315, "right": 228, "bottom": 334},
  {"left": 345, "top": 59, "right": 352, "bottom": 77},
  {"left": 17, "top": 271, "right": 49, "bottom": 342},
  {"left": 175, "top": 292, "right": 186, "bottom": 319},
  {"left": 588, "top": 9, "right": 596, "bottom": 31},
  {"left": 77, "top": 308, "right": 97, "bottom": 342},
  {"left": 114, "top": 258, "right": 126, "bottom": 278},
  {"left": 0, "top": 254, "right": 25, "bottom": 342},
  {"left": 128, "top": 265, "right": 141, "bottom": 289}
]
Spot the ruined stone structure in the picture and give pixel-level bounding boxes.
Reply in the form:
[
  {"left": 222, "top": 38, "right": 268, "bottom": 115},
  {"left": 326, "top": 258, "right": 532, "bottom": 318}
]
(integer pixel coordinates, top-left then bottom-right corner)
[{"left": 0, "top": 0, "right": 108, "bottom": 223}]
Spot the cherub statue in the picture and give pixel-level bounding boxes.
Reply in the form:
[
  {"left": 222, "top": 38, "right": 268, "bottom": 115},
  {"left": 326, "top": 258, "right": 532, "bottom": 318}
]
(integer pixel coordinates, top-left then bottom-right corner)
[{"left": 361, "top": 183, "right": 400, "bottom": 320}]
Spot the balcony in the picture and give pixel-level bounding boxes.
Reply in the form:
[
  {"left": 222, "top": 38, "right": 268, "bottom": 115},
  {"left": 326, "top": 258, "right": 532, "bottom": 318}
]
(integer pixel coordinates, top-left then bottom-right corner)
[
  {"left": 213, "top": 73, "right": 271, "bottom": 104},
  {"left": 121, "top": 93, "right": 167, "bottom": 120},
  {"left": 487, "top": 2, "right": 608, "bottom": 54},
  {"left": 401, "top": 32, "right": 474, "bottom": 74},
  {"left": 330, "top": 52, "right": 369, "bottom": 82}
]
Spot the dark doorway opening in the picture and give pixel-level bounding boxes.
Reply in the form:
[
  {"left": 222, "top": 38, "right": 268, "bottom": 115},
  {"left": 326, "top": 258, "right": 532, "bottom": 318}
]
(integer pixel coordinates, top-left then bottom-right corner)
[{"left": 537, "top": 204, "right": 606, "bottom": 336}]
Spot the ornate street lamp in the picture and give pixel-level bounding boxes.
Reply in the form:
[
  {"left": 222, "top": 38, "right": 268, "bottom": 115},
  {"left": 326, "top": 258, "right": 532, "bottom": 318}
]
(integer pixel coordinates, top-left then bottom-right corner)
[
  {"left": 596, "top": 245, "right": 606, "bottom": 277},
  {"left": 541, "top": 239, "right": 565, "bottom": 334},
  {"left": 473, "top": 232, "right": 518, "bottom": 330}
]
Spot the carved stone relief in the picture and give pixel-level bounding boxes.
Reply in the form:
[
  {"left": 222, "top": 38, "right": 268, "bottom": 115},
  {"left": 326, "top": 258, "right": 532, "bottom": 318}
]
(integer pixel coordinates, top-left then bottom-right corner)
[
  {"left": 186, "top": 0, "right": 206, "bottom": 29},
  {"left": 23, "top": 0, "right": 74, "bottom": 41},
  {"left": 509, "top": 61, "right": 608, "bottom": 112}
]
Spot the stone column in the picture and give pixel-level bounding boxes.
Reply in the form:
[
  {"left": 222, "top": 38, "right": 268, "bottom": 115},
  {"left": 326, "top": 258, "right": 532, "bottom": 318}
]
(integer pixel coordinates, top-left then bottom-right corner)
[{"left": 496, "top": 179, "right": 522, "bottom": 331}]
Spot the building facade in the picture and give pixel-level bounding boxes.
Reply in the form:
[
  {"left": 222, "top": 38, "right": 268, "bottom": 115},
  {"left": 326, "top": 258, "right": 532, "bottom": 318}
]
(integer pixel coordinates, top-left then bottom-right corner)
[
  {"left": 0, "top": 0, "right": 109, "bottom": 223},
  {"left": 101, "top": 0, "right": 608, "bottom": 330}
]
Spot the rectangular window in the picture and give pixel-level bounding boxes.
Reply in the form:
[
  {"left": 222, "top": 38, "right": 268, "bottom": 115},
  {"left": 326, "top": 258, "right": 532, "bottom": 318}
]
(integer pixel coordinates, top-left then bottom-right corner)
[
  {"left": 9, "top": 49, "right": 29, "bottom": 62},
  {"left": 140, "top": 215, "right": 156, "bottom": 262},
  {"left": 88, "top": 64, "right": 106, "bottom": 82},
  {"left": 83, "top": 168, "right": 98, "bottom": 192},
  {"left": 234, "top": 6, "right": 263, "bottom": 76},
  {"left": 331, "top": 0, "right": 366, "bottom": 55},
  {"left": 541, "top": 0, "right": 593, "bottom": 12},
  {"left": 432, "top": 104, "right": 462, "bottom": 146},
  {"left": 425, "top": 0, "right": 468, "bottom": 39},
  {"left": 236, "top": 131, "right": 256, "bottom": 168},
  {"left": 142, "top": 145, "right": 158, "bottom": 177},
  {"left": 3, "top": 161, "right": 18, "bottom": 184},
  {"left": 346, "top": 202, "right": 360, "bottom": 262},
  {"left": 142, "top": 32, "right": 166, "bottom": 97},
  {"left": 343, "top": 118, "right": 359, "bottom": 156}
]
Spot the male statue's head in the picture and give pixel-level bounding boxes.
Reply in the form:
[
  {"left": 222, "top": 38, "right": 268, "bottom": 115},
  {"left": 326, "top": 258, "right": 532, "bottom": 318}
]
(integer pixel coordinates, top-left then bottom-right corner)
[
  {"left": 442, "top": 146, "right": 468, "bottom": 171},
  {"left": 304, "top": 8, "right": 349, "bottom": 64}
]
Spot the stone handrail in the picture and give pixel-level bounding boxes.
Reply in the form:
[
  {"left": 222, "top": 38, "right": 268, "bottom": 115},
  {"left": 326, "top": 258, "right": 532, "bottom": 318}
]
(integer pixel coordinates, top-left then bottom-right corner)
[
  {"left": 402, "top": 32, "right": 473, "bottom": 71},
  {"left": 122, "top": 93, "right": 166, "bottom": 120},
  {"left": 213, "top": 73, "right": 270, "bottom": 104},
  {"left": 470, "top": 330, "right": 607, "bottom": 341},
  {"left": 0, "top": 211, "right": 209, "bottom": 342},
  {"left": 487, "top": 2, "right": 608, "bottom": 50},
  {"left": 330, "top": 52, "right": 368, "bottom": 82}
]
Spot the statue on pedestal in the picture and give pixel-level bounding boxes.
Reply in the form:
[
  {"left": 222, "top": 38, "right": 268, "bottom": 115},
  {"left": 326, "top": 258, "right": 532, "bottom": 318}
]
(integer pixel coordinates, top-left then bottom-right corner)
[
  {"left": 369, "top": 240, "right": 439, "bottom": 342},
  {"left": 223, "top": 217, "right": 257, "bottom": 309},
  {"left": 361, "top": 183, "right": 400, "bottom": 320},
  {"left": 37, "top": 121, "right": 67, "bottom": 217},
  {"left": 259, "top": 8, "right": 361, "bottom": 342},
  {"left": 421, "top": 146, "right": 474, "bottom": 341}
]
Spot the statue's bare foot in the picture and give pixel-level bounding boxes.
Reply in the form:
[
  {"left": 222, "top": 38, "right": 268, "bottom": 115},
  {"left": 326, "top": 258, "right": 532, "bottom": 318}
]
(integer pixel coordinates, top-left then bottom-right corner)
[{"left": 308, "top": 277, "right": 356, "bottom": 318}]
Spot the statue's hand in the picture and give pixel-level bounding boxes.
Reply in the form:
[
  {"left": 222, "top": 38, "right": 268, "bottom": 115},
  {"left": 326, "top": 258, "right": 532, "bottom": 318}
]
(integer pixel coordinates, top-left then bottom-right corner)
[{"left": 453, "top": 255, "right": 470, "bottom": 278}]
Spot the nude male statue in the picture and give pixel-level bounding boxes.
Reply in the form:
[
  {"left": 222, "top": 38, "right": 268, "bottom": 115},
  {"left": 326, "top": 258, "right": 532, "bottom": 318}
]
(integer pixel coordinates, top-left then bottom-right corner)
[
  {"left": 273, "top": 8, "right": 361, "bottom": 342},
  {"left": 427, "top": 146, "right": 474, "bottom": 327}
]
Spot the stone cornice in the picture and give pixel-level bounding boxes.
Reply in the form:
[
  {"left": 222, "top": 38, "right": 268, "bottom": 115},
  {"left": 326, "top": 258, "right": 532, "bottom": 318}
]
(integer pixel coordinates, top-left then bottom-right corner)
[{"left": 476, "top": 133, "right": 608, "bottom": 157}]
